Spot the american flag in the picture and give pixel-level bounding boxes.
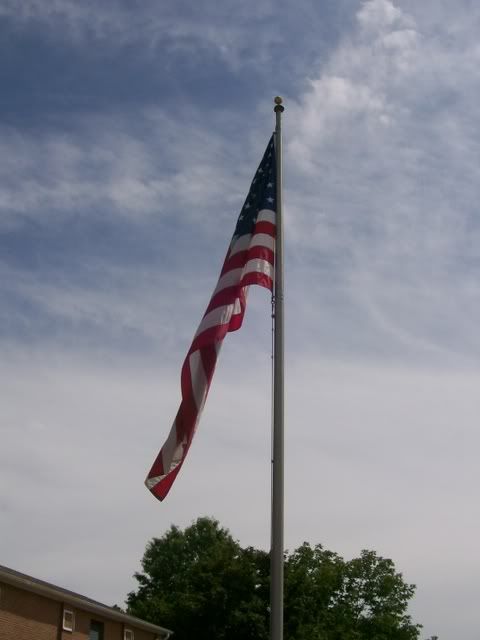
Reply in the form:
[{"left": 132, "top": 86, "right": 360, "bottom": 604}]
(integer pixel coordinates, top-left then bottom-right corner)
[{"left": 145, "top": 136, "right": 277, "bottom": 500}]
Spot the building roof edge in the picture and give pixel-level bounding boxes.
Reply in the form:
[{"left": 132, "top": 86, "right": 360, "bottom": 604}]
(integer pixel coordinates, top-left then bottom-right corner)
[{"left": 0, "top": 564, "right": 172, "bottom": 638}]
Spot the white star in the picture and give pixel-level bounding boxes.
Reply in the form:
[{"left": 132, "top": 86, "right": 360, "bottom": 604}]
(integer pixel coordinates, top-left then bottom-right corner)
[
  {"left": 267, "top": 182, "right": 273, "bottom": 188},
  {"left": 245, "top": 202, "right": 251, "bottom": 209},
  {"left": 258, "top": 168, "right": 263, "bottom": 174},
  {"left": 267, "top": 196, "right": 274, "bottom": 203}
]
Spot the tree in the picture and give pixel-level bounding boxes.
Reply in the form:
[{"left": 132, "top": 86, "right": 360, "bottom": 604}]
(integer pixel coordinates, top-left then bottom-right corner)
[
  {"left": 284, "top": 543, "right": 420, "bottom": 640},
  {"left": 126, "top": 517, "right": 421, "bottom": 640},
  {"left": 126, "top": 517, "right": 269, "bottom": 640}
]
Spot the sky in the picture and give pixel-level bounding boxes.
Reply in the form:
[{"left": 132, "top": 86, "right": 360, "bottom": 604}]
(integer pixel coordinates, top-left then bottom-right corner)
[{"left": 1, "top": 0, "right": 480, "bottom": 637}]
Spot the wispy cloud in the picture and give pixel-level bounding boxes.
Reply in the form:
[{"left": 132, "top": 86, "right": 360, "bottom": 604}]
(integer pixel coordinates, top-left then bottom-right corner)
[
  {"left": 0, "top": 0, "right": 282, "bottom": 69},
  {"left": 0, "top": 113, "right": 240, "bottom": 225},
  {"left": 285, "top": 0, "right": 480, "bottom": 363}
]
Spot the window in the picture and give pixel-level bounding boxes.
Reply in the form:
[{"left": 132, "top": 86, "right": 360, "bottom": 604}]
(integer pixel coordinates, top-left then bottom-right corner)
[
  {"left": 62, "top": 608, "right": 75, "bottom": 632},
  {"left": 124, "top": 630, "right": 134, "bottom": 640},
  {"left": 89, "top": 620, "right": 104, "bottom": 640}
]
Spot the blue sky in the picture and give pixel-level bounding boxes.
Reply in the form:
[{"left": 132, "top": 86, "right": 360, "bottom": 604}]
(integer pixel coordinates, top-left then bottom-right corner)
[{"left": 2, "top": 1, "right": 480, "bottom": 638}]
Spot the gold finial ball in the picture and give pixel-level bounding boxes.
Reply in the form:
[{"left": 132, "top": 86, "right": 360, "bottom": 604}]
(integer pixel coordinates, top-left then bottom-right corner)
[{"left": 274, "top": 96, "right": 283, "bottom": 105}]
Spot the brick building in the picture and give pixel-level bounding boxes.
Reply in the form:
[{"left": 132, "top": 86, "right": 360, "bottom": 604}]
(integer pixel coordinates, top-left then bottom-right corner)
[{"left": 0, "top": 564, "right": 172, "bottom": 640}]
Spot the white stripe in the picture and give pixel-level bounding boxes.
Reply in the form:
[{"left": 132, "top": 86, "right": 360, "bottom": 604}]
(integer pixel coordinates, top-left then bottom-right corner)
[
  {"left": 189, "top": 350, "right": 209, "bottom": 412},
  {"left": 231, "top": 297, "right": 246, "bottom": 319},
  {"left": 145, "top": 474, "right": 163, "bottom": 489},
  {"left": 195, "top": 303, "right": 234, "bottom": 337},
  {"left": 257, "top": 209, "right": 275, "bottom": 225},
  {"left": 250, "top": 233, "right": 275, "bottom": 252},
  {"left": 244, "top": 258, "right": 273, "bottom": 278},
  {"left": 146, "top": 417, "right": 186, "bottom": 485},
  {"left": 213, "top": 268, "right": 243, "bottom": 295},
  {"left": 228, "top": 211, "right": 274, "bottom": 258},
  {"left": 229, "top": 234, "right": 252, "bottom": 257}
]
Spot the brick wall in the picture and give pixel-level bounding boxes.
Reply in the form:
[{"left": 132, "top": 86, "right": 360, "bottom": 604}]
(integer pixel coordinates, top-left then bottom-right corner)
[
  {"left": 129, "top": 628, "right": 159, "bottom": 640},
  {"left": 60, "top": 609, "right": 124, "bottom": 640},
  {"left": 0, "top": 581, "right": 161, "bottom": 640},
  {"left": 0, "top": 582, "right": 59, "bottom": 640}
]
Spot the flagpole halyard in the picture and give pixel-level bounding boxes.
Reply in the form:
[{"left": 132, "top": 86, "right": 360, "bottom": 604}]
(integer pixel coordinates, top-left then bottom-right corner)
[{"left": 271, "top": 96, "right": 285, "bottom": 640}]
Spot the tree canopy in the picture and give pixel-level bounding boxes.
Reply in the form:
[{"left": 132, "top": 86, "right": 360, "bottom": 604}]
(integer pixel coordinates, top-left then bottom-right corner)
[{"left": 126, "top": 517, "right": 421, "bottom": 640}]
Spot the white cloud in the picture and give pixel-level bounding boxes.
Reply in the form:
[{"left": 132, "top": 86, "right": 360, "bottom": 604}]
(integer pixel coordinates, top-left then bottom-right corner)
[
  {"left": 0, "top": 108, "right": 275, "bottom": 355},
  {"left": 356, "top": 0, "right": 410, "bottom": 32},
  {"left": 284, "top": 0, "right": 480, "bottom": 363},
  {"left": 9, "top": 102, "right": 285, "bottom": 239},
  {"left": 0, "top": 112, "right": 252, "bottom": 228},
  {"left": 288, "top": 0, "right": 419, "bottom": 171}
]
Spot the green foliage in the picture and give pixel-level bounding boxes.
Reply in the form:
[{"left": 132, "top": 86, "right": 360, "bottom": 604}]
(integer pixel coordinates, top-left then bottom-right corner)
[
  {"left": 127, "top": 517, "right": 269, "bottom": 640},
  {"left": 126, "top": 517, "right": 421, "bottom": 640},
  {"left": 284, "top": 545, "right": 420, "bottom": 640}
]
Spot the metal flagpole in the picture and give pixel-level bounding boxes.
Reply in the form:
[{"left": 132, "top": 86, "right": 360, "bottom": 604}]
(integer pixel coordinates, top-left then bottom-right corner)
[{"left": 271, "top": 95, "right": 285, "bottom": 640}]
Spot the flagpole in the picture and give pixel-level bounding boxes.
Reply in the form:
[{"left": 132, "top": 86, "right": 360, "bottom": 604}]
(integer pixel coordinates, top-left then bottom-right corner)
[{"left": 271, "top": 95, "right": 285, "bottom": 640}]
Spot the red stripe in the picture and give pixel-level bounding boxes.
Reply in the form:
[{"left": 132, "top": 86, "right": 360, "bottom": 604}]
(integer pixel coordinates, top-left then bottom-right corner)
[
  {"left": 175, "top": 397, "right": 197, "bottom": 444},
  {"left": 228, "top": 312, "right": 245, "bottom": 332},
  {"left": 221, "top": 242, "right": 274, "bottom": 275},
  {"left": 180, "top": 357, "right": 191, "bottom": 401},
  {"left": 147, "top": 448, "right": 165, "bottom": 479},
  {"left": 246, "top": 246, "right": 274, "bottom": 265},
  {"left": 241, "top": 272, "right": 273, "bottom": 290},
  {"left": 205, "top": 285, "right": 241, "bottom": 316},
  {"left": 200, "top": 345, "right": 218, "bottom": 383},
  {"left": 191, "top": 295, "right": 247, "bottom": 351},
  {"left": 189, "top": 323, "right": 231, "bottom": 353},
  {"left": 150, "top": 456, "right": 185, "bottom": 501},
  {"left": 254, "top": 220, "right": 275, "bottom": 236},
  {"left": 146, "top": 144, "right": 276, "bottom": 501},
  {"left": 221, "top": 249, "right": 249, "bottom": 274}
]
